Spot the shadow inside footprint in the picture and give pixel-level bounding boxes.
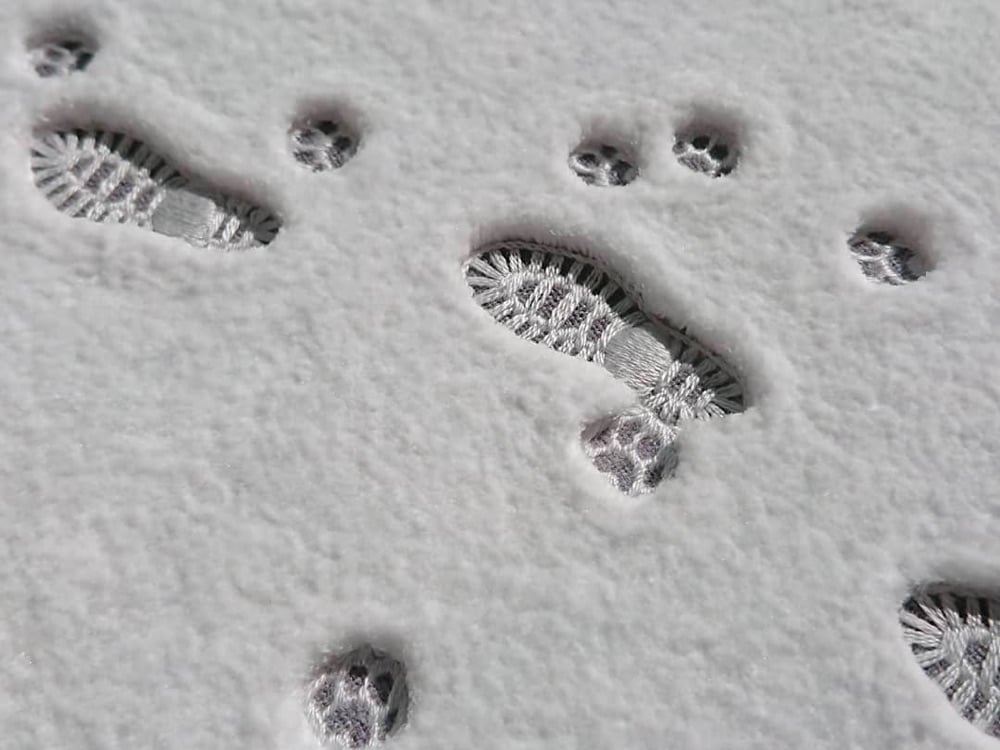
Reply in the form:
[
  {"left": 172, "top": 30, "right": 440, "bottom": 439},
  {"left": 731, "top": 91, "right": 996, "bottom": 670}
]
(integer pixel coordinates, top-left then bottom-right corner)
[
  {"left": 901, "top": 584, "right": 1000, "bottom": 737},
  {"left": 464, "top": 237, "right": 745, "bottom": 496},
  {"left": 31, "top": 128, "right": 280, "bottom": 250}
]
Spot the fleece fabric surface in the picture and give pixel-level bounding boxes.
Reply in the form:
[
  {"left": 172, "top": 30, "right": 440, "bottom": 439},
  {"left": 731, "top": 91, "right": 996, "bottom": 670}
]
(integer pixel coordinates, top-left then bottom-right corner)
[{"left": 1, "top": 1, "right": 999, "bottom": 748}]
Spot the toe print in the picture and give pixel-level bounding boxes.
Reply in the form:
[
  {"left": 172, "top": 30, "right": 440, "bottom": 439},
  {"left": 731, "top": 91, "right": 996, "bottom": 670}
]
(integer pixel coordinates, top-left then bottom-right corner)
[
  {"left": 848, "top": 229, "right": 925, "bottom": 285},
  {"left": 289, "top": 117, "right": 359, "bottom": 172},
  {"left": 29, "top": 37, "right": 96, "bottom": 77},
  {"left": 464, "top": 238, "right": 744, "bottom": 496},
  {"left": 31, "top": 128, "right": 280, "bottom": 250},
  {"left": 568, "top": 141, "right": 638, "bottom": 187},
  {"left": 305, "top": 645, "right": 408, "bottom": 748},
  {"left": 901, "top": 586, "right": 1000, "bottom": 738},
  {"left": 673, "top": 127, "right": 738, "bottom": 178}
]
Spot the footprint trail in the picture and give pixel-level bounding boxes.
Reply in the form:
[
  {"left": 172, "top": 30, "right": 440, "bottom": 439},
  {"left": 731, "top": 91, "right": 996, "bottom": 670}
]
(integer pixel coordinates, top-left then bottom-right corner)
[{"left": 464, "top": 237, "right": 745, "bottom": 496}]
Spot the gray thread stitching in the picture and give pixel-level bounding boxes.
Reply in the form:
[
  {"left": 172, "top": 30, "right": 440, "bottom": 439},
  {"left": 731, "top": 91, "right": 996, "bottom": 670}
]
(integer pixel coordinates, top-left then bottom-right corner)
[
  {"left": 848, "top": 230, "right": 924, "bottom": 286},
  {"left": 464, "top": 238, "right": 744, "bottom": 496},
  {"left": 305, "top": 645, "right": 408, "bottom": 748},
  {"left": 581, "top": 404, "right": 679, "bottom": 495},
  {"left": 901, "top": 587, "right": 1000, "bottom": 737},
  {"left": 30, "top": 129, "right": 280, "bottom": 250}
]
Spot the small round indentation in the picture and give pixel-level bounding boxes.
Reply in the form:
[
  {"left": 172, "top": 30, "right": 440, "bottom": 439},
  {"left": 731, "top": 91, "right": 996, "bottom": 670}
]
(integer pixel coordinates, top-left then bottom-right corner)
[
  {"left": 568, "top": 139, "right": 638, "bottom": 187},
  {"left": 288, "top": 116, "right": 360, "bottom": 172},
  {"left": 709, "top": 144, "right": 729, "bottom": 160}
]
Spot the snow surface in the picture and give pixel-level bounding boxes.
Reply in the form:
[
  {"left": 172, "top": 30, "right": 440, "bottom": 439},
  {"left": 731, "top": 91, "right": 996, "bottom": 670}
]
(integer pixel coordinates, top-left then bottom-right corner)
[{"left": 2, "top": 1, "right": 1000, "bottom": 748}]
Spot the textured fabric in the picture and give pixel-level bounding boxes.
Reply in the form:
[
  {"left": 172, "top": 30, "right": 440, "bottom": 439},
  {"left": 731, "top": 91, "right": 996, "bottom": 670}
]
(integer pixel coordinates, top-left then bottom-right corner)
[
  {"left": 29, "top": 39, "right": 95, "bottom": 77},
  {"left": 901, "top": 587, "right": 1000, "bottom": 738},
  {"left": 672, "top": 131, "right": 738, "bottom": 178},
  {"left": 581, "top": 404, "right": 679, "bottom": 495},
  {"left": 848, "top": 230, "right": 924, "bottom": 285},
  {"left": 305, "top": 645, "right": 408, "bottom": 748},
  {"left": 464, "top": 238, "right": 744, "bottom": 496},
  {"left": 30, "top": 129, "right": 280, "bottom": 250},
  {"left": 602, "top": 324, "right": 744, "bottom": 422},
  {"left": 567, "top": 142, "right": 638, "bottom": 187},
  {"left": 464, "top": 239, "right": 643, "bottom": 363}
]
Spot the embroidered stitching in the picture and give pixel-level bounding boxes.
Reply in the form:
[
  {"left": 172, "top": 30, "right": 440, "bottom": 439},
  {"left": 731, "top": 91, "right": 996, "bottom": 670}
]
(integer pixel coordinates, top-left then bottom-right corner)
[
  {"left": 305, "top": 645, "right": 408, "bottom": 748},
  {"left": 464, "top": 238, "right": 744, "bottom": 496},
  {"left": 848, "top": 230, "right": 924, "bottom": 286},
  {"left": 581, "top": 404, "right": 679, "bottom": 495},
  {"left": 31, "top": 129, "right": 280, "bottom": 250},
  {"left": 568, "top": 142, "right": 638, "bottom": 187},
  {"left": 901, "top": 586, "right": 1000, "bottom": 737}
]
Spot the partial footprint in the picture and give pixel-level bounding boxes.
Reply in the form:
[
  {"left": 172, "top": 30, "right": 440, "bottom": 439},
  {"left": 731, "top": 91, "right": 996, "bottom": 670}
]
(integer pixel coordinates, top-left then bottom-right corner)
[
  {"left": 29, "top": 37, "right": 96, "bottom": 78},
  {"left": 31, "top": 128, "right": 280, "bottom": 250},
  {"left": 464, "top": 238, "right": 744, "bottom": 496},
  {"left": 901, "top": 585, "right": 1000, "bottom": 738}
]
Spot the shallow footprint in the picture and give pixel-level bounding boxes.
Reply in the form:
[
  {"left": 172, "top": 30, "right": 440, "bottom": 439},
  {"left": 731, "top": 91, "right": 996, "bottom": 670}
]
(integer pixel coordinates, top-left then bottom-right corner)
[
  {"left": 464, "top": 238, "right": 744, "bottom": 496},
  {"left": 31, "top": 128, "right": 280, "bottom": 250}
]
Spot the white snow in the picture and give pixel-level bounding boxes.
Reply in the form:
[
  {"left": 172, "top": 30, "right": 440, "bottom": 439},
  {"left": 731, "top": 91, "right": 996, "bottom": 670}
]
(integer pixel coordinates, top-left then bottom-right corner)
[{"left": 2, "top": 0, "right": 1000, "bottom": 748}]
